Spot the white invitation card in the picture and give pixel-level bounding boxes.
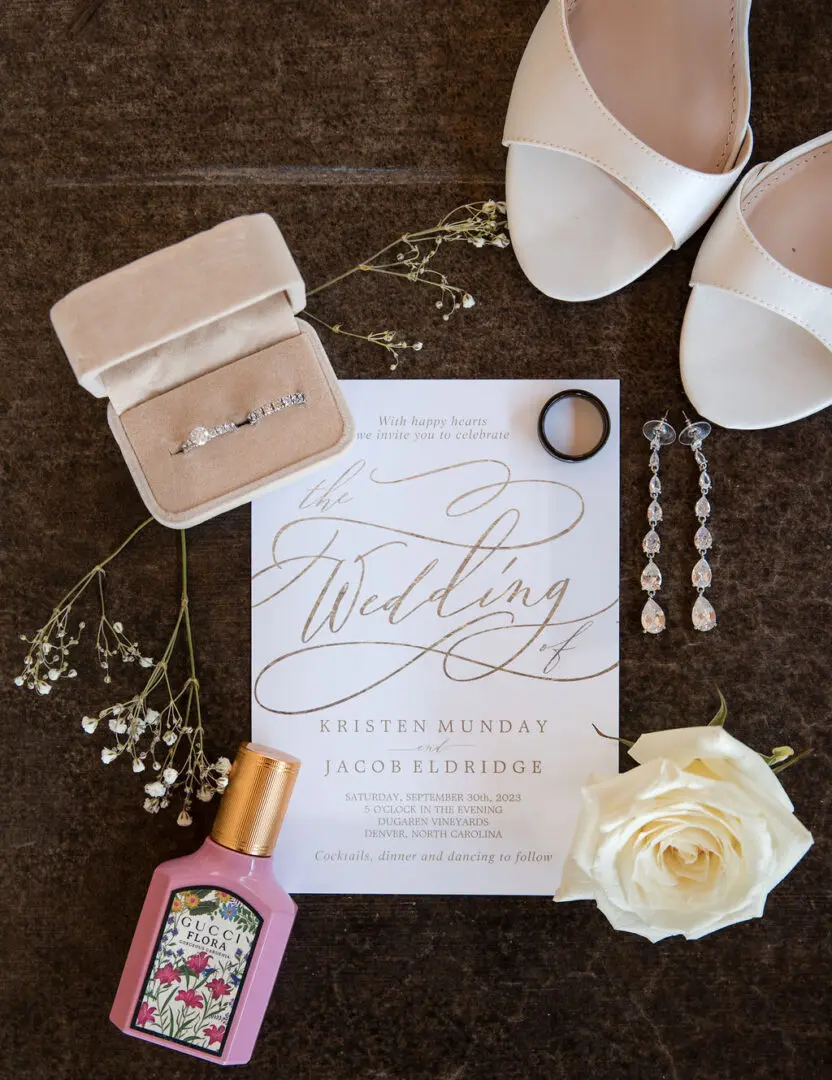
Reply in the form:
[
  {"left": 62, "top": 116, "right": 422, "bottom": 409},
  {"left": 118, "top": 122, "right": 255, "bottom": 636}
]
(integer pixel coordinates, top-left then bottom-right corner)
[{"left": 251, "top": 380, "right": 619, "bottom": 894}]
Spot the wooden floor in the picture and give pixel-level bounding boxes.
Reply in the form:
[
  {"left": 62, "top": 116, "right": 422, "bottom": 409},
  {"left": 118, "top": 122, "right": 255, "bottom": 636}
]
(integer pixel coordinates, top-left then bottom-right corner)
[{"left": 1, "top": 2, "right": 830, "bottom": 1077}]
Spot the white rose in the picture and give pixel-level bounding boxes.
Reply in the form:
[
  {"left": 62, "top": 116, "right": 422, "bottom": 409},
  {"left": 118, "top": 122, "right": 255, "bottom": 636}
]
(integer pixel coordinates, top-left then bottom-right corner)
[{"left": 556, "top": 726, "right": 813, "bottom": 942}]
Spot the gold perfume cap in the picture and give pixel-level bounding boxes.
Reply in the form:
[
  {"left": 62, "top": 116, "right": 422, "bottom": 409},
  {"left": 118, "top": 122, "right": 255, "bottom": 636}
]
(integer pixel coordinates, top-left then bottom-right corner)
[{"left": 211, "top": 742, "right": 300, "bottom": 857}]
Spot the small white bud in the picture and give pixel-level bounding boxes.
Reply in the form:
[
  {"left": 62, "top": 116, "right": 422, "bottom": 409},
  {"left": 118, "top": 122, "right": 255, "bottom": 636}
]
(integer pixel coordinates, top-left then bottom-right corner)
[
  {"left": 132, "top": 758, "right": 146, "bottom": 773},
  {"left": 412, "top": 342, "right": 423, "bottom": 351},
  {"left": 197, "top": 788, "right": 214, "bottom": 802},
  {"left": 139, "top": 657, "right": 153, "bottom": 668},
  {"left": 81, "top": 716, "right": 99, "bottom": 734},
  {"left": 216, "top": 776, "right": 229, "bottom": 791},
  {"left": 144, "top": 781, "right": 166, "bottom": 798},
  {"left": 145, "top": 708, "right": 161, "bottom": 724},
  {"left": 143, "top": 797, "right": 160, "bottom": 814},
  {"left": 163, "top": 767, "right": 178, "bottom": 785},
  {"left": 214, "top": 757, "right": 232, "bottom": 775},
  {"left": 108, "top": 717, "right": 128, "bottom": 734},
  {"left": 112, "top": 622, "right": 123, "bottom": 634},
  {"left": 101, "top": 747, "right": 118, "bottom": 764},
  {"left": 162, "top": 731, "right": 177, "bottom": 746},
  {"left": 462, "top": 293, "right": 475, "bottom": 309},
  {"left": 13, "top": 676, "right": 24, "bottom": 687},
  {"left": 36, "top": 682, "right": 51, "bottom": 696},
  {"left": 177, "top": 810, "right": 193, "bottom": 827}
]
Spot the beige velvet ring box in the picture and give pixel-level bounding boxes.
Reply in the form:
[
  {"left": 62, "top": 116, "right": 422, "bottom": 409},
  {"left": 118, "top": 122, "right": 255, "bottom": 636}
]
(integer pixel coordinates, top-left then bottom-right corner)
[{"left": 50, "top": 214, "right": 355, "bottom": 528}]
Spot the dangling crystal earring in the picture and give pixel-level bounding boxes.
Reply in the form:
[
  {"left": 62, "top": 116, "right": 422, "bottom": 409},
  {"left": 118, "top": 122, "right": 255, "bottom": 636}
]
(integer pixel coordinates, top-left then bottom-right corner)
[
  {"left": 680, "top": 413, "right": 717, "bottom": 632},
  {"left": 640, "top": 415, "right": 676, "bottom": 634}
]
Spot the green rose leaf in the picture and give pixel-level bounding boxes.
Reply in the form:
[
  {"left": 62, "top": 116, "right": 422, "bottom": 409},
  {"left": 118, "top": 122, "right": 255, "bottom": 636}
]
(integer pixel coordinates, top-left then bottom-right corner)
[{"left": 708, "top": 688, "right": 728, "bottom": 727}]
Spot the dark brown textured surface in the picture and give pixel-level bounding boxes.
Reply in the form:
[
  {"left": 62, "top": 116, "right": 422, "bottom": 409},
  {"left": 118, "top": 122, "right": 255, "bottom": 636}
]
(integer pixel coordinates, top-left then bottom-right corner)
[{"left": 1, "top": 2, "right": 830, "bottom": 1078}]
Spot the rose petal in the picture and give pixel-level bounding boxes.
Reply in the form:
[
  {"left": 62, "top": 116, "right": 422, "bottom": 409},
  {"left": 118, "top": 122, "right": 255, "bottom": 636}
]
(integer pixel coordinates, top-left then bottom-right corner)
[{"left": 629, "top": 726, "right": 794, "bottom": 812}]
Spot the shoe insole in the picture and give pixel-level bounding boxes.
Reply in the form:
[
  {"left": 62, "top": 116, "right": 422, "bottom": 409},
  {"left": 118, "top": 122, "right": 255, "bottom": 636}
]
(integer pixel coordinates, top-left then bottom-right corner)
[
  {"left": 569, "top": 0, "right": 745, "bottom": 172},
  {"left": 743, "top": 145, "right": 832, "bottom": 286}
]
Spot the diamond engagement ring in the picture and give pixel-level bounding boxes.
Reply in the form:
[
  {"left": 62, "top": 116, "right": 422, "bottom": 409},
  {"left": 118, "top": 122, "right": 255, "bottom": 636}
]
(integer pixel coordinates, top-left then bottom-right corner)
[{"left": 172, "top": 393, "right": 306, "bottom": 455}]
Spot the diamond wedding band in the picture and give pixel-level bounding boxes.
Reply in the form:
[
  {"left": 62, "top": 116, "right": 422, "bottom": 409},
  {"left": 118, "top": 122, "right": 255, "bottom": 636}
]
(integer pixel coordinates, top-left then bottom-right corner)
[{"left": 172, "top": 393, "right": 306, "bottom": 455}]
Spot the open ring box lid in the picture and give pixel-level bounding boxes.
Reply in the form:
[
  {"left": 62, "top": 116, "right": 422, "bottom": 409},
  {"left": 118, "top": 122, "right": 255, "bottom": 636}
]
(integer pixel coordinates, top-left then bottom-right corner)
[{"left": 50, "top": 213, "right": 355, "bottom": 528}]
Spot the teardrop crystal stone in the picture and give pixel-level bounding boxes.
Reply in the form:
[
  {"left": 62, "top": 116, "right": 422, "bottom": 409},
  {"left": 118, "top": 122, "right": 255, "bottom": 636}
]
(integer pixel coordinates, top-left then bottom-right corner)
[
  {"left": 691, "top": 558, "right": 712, "bottom": 588},
  {"left": 649, "top": 475, "right": 662, "bottom": 497},
  {"left": 694, "top": 526, "right": 713, "bottom": 551},
  {"left": 692, "top": 594, "right": 717, "bottom": 632},
  {"left": 647, "top": 500, "right": 663, "bottom": 525},
  {"left": 643, "top": 529, "right": 661, "bottom": 554},
  {"left": 695, "top": 496, "right": 711, "bottom": 519},
  {"left": 649, "top": 450, "right": 660, "bottom": 469},
  {"left": 694, "top": 449, "right": 707, "bottom": 467},
  {"left": 641, "top": 562, "right": 662, "bottom": 592},
  {"left": 699, "top": 472, "right": 711, "bottom": 493},
  {"left": 641, "top": 597, "right": 666, "bottom": 634}
]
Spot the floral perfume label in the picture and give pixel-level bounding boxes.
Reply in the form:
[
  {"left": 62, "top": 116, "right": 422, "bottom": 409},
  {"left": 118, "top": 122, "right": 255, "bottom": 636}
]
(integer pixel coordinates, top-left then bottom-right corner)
[{"left": 131, "top": 886, "right": 262, "bottom": 1056}]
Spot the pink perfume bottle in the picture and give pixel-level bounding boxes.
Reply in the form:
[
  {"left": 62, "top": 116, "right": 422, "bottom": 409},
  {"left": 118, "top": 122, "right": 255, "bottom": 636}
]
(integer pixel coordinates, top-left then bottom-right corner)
[{"left": 111, "top": 743, "right": 300, "bottom": 1065}]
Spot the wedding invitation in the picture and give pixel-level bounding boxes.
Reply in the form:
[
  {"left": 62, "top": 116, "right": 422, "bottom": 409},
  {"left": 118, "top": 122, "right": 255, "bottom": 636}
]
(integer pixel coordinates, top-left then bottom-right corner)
[{"left": 251, "top": 380, "right": 619, "bottom": 894}]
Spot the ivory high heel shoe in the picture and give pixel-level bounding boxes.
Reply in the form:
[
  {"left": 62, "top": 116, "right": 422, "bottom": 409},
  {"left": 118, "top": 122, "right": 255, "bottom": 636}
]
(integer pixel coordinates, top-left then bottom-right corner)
[
  {"left": 681, "top": 131, "right": 832, "bottom": 429},
  {"left": 503, "top": 0, "right": 753, "bottom": 301}
]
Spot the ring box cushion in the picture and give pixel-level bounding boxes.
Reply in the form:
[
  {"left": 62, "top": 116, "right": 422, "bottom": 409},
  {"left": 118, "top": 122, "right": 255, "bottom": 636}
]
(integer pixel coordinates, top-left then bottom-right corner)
[{"left": 50, "top": 214, "right": 354, "bottom": 527}]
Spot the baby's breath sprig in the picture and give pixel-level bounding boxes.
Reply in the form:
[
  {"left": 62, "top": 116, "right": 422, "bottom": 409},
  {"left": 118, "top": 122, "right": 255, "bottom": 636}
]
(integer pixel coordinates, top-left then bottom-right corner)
[
  {"left": 90, "top": 531, "right": 230, "bottom": 825},
  {"left": 302, "top": 199, "right": 509, "bottom": 370},
  {"left": 15, "top": 518, "right": 154, "bottom": 696},
  {"left": 17, "top": 523, "right": 228, "bottom": 824}
]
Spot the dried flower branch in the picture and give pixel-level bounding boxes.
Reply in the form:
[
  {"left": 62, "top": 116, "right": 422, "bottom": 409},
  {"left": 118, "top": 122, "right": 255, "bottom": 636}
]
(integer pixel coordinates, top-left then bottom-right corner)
[
  {"left": 17, "top": 522, "right": 227, "bottom": 823},
  {"left": 16, "top": 518, "right": 154, "bottom": 695},
  {"left": 90, "top": 531, "right": 230, "bottom": 824},
  {"left": 302, "top": 199, "right": 509, "bottom": 370}
]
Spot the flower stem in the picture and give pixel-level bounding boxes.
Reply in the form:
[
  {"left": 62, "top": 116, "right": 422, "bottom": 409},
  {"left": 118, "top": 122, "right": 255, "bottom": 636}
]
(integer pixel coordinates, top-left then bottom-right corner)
[
  {"left": 305, "top": 238, "right": 409, "bottom": 298},
  {"left": 303, "top": 203, "right": 492, "bottom": 300},
  {"left": 179, "top": 530, "right": 204, "bottom": 755},
  {"left": 303, "top": 311, "right": 392, "bottom": 346},
  {"left": 52, "top": 517, "right": 154, "bottom": 615}
]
